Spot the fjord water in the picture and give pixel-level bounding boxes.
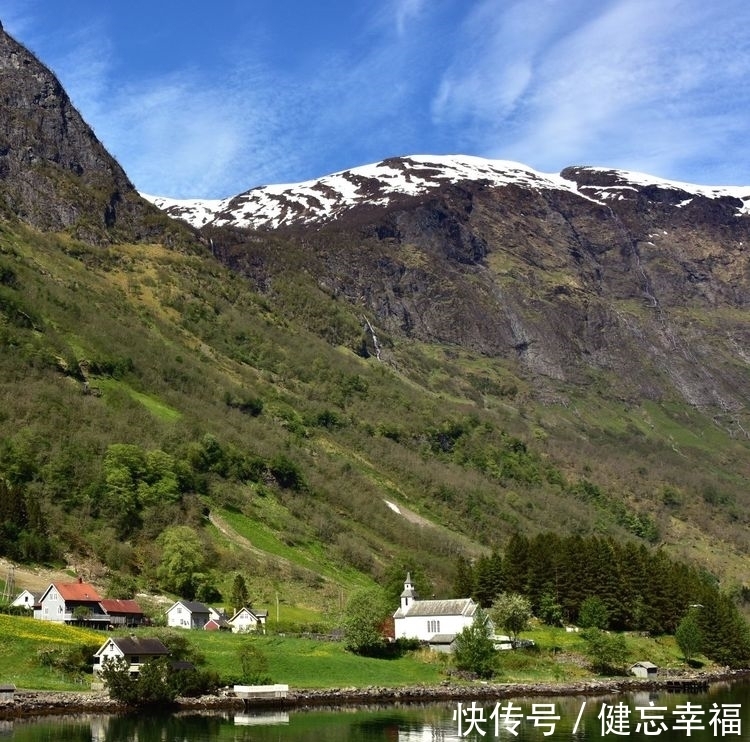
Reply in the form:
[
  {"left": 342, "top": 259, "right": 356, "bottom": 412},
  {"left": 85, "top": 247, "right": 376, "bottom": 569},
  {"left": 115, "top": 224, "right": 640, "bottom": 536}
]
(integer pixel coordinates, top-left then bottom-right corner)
[{"left": 6, "top": 682, "right": 749, "bottom": 741}]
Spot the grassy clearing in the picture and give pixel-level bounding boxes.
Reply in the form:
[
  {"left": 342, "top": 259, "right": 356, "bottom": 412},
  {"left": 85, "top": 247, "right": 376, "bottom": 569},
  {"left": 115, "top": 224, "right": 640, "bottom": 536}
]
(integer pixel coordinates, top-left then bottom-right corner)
[
  {"left": 197, "top": 631, "right": 445, "bottom": 688},
  {"left": 217, "top": 507, "right": 369, "bottom": 590},
  {"left": 96, "top": 378, "right": 182, "bottom": 421}
]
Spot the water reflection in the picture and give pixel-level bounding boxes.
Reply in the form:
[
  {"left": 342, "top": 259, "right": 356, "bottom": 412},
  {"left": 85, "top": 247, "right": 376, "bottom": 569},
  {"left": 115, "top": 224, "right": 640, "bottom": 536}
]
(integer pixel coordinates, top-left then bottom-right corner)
[
  {"left": 234, "top": 711, "right": 289, "bottom": 726},
  {"left": 4, "top": 681, "right": 749, "bottom": 741}
]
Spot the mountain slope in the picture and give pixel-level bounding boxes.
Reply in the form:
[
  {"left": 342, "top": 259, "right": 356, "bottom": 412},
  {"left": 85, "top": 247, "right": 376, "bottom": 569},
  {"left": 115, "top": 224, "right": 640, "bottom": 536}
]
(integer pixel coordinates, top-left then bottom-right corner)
[
  {"left": 155, "top": 156, "right": 750, "bottom": 416},
  {"left": 144, "top": 155, "right": 750, "bottom": 231},
  {"left": 1, "top": 24, "right": 749, "bottom": 613}
]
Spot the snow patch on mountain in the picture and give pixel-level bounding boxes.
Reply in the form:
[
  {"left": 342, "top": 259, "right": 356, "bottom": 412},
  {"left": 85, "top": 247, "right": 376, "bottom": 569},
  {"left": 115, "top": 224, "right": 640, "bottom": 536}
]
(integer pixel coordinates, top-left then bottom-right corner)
[{"left": 143, "top": 155, "right": 750, "bottom": 231}]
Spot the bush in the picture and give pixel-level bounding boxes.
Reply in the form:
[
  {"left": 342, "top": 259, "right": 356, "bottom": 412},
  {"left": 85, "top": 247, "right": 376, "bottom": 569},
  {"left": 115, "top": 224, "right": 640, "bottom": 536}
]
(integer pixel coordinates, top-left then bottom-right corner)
[
  {"left": 453, "top": 608, "right": 496, "bottom": 679},
  {"left": 38, "top": 642, "right": 100, "bottom": 675},
  {"left": 237, "top": 641, "right": 272, "bottom": 684},
  {"left": 581, "top": 628, "right": 628, "bottom": 674},
  {"left": 100, "top": 657, "right": 178, "bottom": 707},
  {"left": 172, "top": 667, "right": 222, "bottom": 697}
]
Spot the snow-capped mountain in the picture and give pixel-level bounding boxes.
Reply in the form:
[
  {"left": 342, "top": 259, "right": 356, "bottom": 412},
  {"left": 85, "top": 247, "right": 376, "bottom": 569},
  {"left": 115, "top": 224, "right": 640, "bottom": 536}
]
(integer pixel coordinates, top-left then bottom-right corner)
[{"left": 143, "top": 154, "right": 750, "bottom": 231}]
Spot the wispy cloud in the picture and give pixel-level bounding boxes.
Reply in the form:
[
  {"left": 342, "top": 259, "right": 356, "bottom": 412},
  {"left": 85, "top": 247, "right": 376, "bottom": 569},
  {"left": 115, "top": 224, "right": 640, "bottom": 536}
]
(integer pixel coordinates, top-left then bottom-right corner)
[
  {"left": 431, "top": 0, "right": 750, "bottom": 183},
  {"left": 101, "top": 64, "right": 302, "bottom": 198},
  {"left": 392, "top": 0, "right": 427, "bottom": 37},
  {"left": 4, "top": 0, "right": 749, "bottom": 195}
]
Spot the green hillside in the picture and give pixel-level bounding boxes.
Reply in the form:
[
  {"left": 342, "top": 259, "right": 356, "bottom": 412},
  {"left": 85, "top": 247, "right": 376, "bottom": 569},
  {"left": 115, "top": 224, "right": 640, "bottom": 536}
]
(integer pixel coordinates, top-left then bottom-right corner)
[{"left": 1, "top": 217, "right": 749, "bottom": 615}]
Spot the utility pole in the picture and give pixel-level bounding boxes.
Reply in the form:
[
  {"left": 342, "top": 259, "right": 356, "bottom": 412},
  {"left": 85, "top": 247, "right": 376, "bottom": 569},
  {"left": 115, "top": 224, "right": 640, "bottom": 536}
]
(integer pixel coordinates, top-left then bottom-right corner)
[{"left": 1, "top": 565, "right": 15, "bottom": 603}]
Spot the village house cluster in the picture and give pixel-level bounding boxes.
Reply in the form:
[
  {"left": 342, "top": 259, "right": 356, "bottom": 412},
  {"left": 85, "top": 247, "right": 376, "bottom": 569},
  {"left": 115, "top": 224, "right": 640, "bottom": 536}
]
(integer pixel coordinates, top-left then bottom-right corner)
[
  {"left": 11, "top": 579, "right": 268, "bottom": 678},
  {"left": 12, "top": 579, "right": 267, "bottom": 634}
]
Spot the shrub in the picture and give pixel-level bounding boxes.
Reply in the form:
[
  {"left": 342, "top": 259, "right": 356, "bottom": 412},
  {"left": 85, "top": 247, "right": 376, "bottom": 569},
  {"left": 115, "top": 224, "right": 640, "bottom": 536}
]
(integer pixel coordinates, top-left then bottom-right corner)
[
  {"left": 453, "top": 608, "right": 497, "bottom": 679},
  {"left": 581, "top": 628, "right": 628, "bottom": 675},
  {"left": 237, "top": 641, "right": 272, "bottom": 684},
  {"left": 100, "top": 657, "right": 178, "bottom": 707}
]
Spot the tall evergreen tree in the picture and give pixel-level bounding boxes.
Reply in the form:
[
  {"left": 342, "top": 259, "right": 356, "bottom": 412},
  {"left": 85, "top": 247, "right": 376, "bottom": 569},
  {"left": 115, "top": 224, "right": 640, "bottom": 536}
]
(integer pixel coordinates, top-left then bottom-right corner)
[
  {"left": 698, "top": 592, "right": 750, "bottom": 668},
  {"left": 501, "top": 533, "right": 529, "bottom": 594},
  {"left": 453, "top": 554, "right": 474, "bottom": 598},
  {"left": 230, "top": 573, "right": 250, "bottom": 613},
  {"left": 473, "top": 554, "right": 497, "bottom": 607}
]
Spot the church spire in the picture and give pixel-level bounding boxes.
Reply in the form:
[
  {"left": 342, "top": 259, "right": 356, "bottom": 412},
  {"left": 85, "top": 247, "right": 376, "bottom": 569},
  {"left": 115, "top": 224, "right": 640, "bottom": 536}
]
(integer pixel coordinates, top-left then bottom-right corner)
[{"left": 400, "top": 571, "right": 417, "bottom": 610}]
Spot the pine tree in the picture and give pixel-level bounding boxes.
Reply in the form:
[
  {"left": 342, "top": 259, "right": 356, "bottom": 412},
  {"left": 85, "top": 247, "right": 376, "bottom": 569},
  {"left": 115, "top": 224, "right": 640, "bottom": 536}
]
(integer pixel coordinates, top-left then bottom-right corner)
[
  {"left": 453, "top": 555, "right": 474, "bottom": 598},
  {"left": 501, "top": 533, "right": 529, "bottom": 594},
  {"left": 230, "top": 573, "right": 249, "bottom": 613}
]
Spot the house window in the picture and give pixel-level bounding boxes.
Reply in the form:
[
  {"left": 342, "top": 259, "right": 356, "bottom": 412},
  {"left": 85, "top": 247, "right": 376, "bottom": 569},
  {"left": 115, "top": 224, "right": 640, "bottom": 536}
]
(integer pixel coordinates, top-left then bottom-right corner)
[{"left": 426, "top": 620, "right": 441, "bottom": 633}]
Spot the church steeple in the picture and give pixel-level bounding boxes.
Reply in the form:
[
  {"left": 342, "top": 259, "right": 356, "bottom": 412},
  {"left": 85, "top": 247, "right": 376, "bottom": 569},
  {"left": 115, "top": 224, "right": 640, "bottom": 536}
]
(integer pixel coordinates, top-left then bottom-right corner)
[{"left": 400, "top": 571, "right": 417, "bottom": 611}]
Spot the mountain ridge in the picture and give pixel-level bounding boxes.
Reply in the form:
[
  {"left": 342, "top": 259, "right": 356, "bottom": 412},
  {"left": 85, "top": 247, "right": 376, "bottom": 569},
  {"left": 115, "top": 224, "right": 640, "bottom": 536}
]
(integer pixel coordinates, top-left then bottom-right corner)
[
  {"left": 0, "top": 23, "right": 190, "bottom": 246},
  {"left": 143, "top": 154, "right": 750, "bottom": 231}
]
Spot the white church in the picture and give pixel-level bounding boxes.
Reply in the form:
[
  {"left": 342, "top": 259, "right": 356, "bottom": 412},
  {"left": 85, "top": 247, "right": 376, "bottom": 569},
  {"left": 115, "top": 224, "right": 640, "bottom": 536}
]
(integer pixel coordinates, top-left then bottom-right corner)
[{"left": 392, "top": 572, "right": 483, "bottom": 644}]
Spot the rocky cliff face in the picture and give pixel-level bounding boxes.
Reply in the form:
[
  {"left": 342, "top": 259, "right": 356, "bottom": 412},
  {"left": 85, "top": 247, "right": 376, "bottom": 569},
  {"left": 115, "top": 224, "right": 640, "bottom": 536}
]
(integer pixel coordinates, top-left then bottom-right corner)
[
  {"left": 0, "top": 25, "right": 167, "bottom": 243},
  {"left": 189, "top": 158, "right": 750, "bottom": 413}
]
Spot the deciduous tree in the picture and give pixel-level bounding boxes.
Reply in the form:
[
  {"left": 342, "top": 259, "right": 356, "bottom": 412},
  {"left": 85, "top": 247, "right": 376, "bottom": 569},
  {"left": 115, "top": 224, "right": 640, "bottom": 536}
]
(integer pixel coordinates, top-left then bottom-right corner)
[
  {"left": 156, "top": 526, "right": 207, "bottom": 599},
  {"left": 342, "top": 587, "right": 390, "bottom": 656},
  {"left": 675, "top": 609, "right": 703, "bottom": 664},
  {"left": 490, "top": 592, "right": 532, "bottom": 640}
]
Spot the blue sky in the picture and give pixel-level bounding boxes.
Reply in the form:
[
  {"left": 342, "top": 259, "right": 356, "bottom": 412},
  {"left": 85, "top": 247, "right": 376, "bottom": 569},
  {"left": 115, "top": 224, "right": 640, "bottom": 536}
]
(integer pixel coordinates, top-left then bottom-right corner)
[{"left": 2, "top": 0, "right": 749, "bottom": 198}]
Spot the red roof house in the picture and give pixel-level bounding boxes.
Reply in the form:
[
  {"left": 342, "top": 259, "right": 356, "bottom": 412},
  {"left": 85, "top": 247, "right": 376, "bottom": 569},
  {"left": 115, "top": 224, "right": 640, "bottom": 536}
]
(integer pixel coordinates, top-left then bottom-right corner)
[
  {"left": 99, "top": 599, "right": 146, "bottom": 627},
  {"left": 38, "top": 579, "right": 105, "bottom": 624}
]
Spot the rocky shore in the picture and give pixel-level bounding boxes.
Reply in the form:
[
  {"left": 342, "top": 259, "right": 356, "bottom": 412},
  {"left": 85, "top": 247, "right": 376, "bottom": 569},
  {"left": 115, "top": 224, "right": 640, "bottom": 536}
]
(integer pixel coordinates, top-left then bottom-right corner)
[{"left": 1, "top": 670, "right": 746, "bottom": 720}]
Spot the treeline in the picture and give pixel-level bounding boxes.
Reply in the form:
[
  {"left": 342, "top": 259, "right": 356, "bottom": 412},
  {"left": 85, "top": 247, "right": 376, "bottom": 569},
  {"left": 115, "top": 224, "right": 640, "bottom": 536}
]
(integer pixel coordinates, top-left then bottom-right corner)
[{"left": 457, "top": 533, "right": 749, "bottom": 645}]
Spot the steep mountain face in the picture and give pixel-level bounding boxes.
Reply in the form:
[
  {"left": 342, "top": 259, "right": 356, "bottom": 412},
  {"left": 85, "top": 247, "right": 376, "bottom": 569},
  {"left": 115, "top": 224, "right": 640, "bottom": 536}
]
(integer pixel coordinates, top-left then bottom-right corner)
[
  {"left": 0, "top": 25, "right": 171, "bottom": 243},
  {"left": 2, "top": 24, "right": 750, "bottom": 598},
  {"left": 151, "top": 156, "right": 750, "bottom": 414}
]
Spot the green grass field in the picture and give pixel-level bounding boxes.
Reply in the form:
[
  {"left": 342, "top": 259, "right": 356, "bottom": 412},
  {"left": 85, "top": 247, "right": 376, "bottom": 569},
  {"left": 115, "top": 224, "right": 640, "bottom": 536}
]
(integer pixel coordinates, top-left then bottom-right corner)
[{"left": 0, "top": 613, "right": 710, "bottom": 692}]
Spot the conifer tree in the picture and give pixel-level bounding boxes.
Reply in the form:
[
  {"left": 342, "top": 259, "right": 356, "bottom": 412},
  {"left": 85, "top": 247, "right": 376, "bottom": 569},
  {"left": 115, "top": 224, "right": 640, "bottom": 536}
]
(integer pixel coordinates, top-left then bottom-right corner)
[{"left": 453, "top": 555, "right": 474, "bottom": 598}]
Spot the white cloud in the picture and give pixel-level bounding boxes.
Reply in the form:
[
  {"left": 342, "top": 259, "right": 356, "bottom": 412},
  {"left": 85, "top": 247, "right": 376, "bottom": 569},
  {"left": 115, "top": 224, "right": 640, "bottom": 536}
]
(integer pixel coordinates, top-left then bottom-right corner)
[
  {"left": 392, "top": 0, "right": 426, "bottom": 36},
  {"left": 431, "top": 0, "right": 750, "bottom": 183},
  {"left": 6, "top": 0, "right": 749, "bottom": 196}
]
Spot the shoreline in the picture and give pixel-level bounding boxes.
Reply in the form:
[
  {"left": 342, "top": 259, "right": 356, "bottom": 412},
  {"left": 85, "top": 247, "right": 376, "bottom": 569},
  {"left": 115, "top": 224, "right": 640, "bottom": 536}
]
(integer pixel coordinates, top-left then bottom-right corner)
[{"left": 2, "top": 669, "right": 747, "bottom": 720}]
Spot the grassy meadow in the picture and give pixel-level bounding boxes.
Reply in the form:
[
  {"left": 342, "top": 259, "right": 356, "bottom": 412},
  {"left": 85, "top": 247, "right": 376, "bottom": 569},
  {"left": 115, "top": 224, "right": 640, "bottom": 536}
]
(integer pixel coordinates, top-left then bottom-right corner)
[{"left": 0, "top": 613, "right": 713, "bottom": 692}]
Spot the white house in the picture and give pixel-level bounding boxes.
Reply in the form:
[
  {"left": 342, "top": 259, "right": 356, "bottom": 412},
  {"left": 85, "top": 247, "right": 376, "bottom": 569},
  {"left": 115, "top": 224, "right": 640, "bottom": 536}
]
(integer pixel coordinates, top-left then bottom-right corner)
[
  {"left": 392, "top": 572, "right": 483, "bottom": 643},
  {"left": 165, "top": 600, "right": 210, "bottom": 629},
  {"left": 228, "top": 606, "right": 268, "bottom": 633},
  {"left": 11, "top": 589, "right": 40, "bottom": 611},
  {"left": 37, "top": 579, "right": 105, "bottom": 624},
  {"left": 93, "top": 636, "right": 170, "bottom": 677}
]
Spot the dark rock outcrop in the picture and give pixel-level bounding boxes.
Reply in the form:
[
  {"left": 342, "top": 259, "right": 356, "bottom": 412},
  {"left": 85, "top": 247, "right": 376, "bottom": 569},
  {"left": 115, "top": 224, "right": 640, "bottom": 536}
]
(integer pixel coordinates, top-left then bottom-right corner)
[{"left": 0, "top": 26, "right": 177, "bottom": 243}]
